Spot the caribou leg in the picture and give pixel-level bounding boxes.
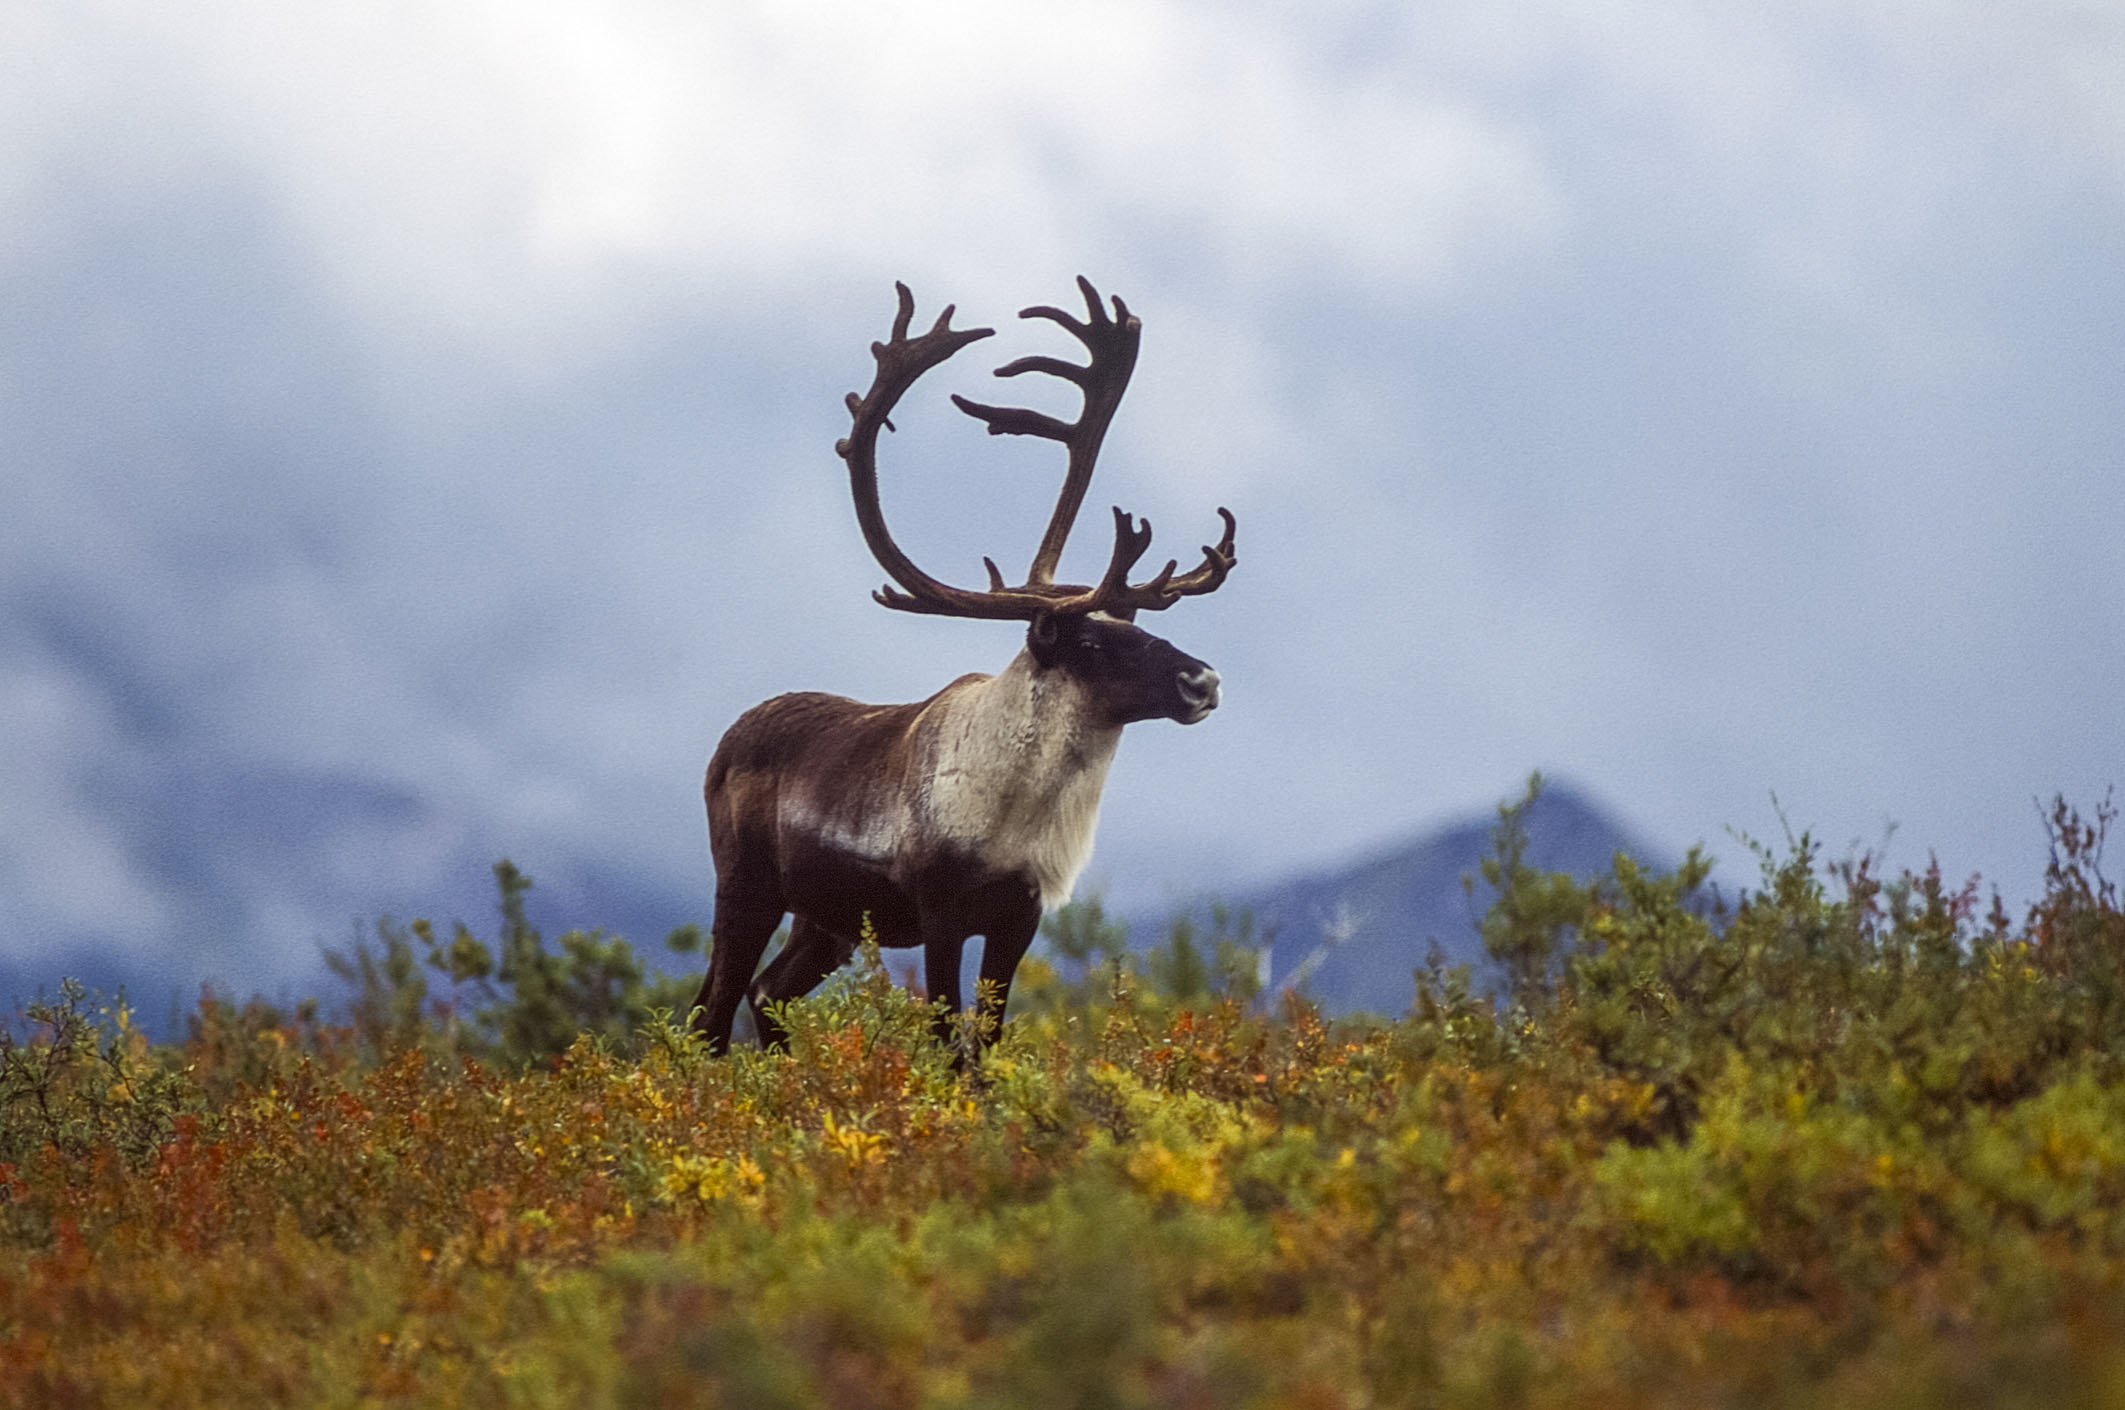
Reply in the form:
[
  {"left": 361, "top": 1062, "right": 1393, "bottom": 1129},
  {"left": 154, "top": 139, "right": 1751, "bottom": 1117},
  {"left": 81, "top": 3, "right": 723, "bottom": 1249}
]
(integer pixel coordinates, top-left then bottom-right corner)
[
  {"left": 746, "top": 916, "right": 856, "bottom": 1050},
  {"left": 690, "top": 896, "right": 783, "bottom": 1055},
  {"left": 970, "top": 892, "right": 1043, "bottom": 1057},
  {"left": 922, "top": 924, "right": 970, "bottom": 1057}
]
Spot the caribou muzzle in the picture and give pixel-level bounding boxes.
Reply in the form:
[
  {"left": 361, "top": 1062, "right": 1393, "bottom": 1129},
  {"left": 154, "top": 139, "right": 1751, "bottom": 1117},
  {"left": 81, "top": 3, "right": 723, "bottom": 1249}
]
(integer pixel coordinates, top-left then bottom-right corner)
[{"left": 1176, "top": 664, "right": 1221, "bottom": 724}]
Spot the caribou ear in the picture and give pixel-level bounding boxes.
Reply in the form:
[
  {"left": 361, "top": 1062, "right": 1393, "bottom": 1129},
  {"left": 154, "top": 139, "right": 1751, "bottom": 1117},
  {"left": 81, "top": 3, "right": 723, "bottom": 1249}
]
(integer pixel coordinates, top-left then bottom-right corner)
[{"left": 1027, "top": 610, "right": 1064, "bottom": 665}]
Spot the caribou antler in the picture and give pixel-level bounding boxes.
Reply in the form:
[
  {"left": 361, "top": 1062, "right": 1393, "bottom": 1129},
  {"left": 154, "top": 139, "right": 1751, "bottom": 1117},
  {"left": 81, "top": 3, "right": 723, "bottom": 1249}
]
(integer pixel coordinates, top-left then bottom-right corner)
[{"left": 835, "top": 279, "right": 1237, "bottom": 621}]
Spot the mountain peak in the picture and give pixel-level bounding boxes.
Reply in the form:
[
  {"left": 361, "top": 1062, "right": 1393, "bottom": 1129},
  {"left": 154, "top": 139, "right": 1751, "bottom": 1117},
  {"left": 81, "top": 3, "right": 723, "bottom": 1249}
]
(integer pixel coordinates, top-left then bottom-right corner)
[{"left": 1244, "top": 779, "right": 1658, "bottom": 1015}]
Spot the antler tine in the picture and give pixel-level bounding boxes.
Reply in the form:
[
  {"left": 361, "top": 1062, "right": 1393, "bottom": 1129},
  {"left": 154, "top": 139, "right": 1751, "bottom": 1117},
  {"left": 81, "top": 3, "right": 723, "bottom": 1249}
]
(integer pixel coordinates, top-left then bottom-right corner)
[
  {"left": 1081, "top": 506, "right": 1238, "bottom": 617},
  {"left": 1165, "top": 506, "right": 1238, "bottom": 595},
  {"left": 947, "top": 275, "right": 1140, "bottom": 588},
  {"left": 1009, "top": 501, "right": 1236, "bottom": 621},
  {"left": 1087, "top": 506, "right": 1155, "bottom": 588}
]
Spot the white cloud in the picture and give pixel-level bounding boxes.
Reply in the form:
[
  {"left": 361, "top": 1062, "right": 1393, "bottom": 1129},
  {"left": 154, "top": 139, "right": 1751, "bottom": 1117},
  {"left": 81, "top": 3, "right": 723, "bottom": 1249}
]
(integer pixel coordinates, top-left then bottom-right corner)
[
  {"left": 0, "top": 660, "right": 171, "bottom": 936},
  {"left": 1, "top": 0, "right": 2120, "bottom": 980},
  {"left": 2, "top": 0, "right": 1564, "bottom": 359}
]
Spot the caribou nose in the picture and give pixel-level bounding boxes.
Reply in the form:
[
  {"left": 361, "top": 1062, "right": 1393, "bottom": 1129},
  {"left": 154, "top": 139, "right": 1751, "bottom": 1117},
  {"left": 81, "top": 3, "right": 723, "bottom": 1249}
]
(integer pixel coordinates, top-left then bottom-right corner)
[{"left": 1177, "top": 665, "right": 1221, "bottom": 717}]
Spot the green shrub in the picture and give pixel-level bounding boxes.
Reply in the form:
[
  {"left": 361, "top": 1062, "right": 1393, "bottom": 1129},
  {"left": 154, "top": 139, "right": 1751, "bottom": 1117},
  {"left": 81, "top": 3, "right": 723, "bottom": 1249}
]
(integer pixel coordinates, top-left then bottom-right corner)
[{"left": 323, "top": 859, "right": 704, "bottom": 1068}]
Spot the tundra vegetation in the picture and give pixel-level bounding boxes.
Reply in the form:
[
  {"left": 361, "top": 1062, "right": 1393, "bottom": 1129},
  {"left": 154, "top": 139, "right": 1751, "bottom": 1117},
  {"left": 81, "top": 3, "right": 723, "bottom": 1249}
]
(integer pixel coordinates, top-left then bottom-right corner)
[{"left": 4, "top": 786, "right": 2124, "bottom": 1408}]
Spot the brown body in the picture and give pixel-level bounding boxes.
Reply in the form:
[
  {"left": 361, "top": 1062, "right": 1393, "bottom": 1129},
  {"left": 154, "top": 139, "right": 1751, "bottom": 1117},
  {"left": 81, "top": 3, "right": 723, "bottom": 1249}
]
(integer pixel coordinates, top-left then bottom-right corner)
[{"left": 688, "top": 280, "right": 1234, "bottom": 1057}]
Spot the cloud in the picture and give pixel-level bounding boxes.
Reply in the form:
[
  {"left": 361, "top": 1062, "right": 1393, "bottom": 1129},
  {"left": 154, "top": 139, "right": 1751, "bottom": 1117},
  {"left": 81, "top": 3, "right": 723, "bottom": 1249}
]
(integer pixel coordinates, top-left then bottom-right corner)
[
  {"left": 0, "top": 650, "right": 172, "bottom": 937},
  {"left": 1, "top": 0, "right": 2120, "bottom": 990},
  {"left": 5, "top": 1, "right": 1565, "bottom": 337}
]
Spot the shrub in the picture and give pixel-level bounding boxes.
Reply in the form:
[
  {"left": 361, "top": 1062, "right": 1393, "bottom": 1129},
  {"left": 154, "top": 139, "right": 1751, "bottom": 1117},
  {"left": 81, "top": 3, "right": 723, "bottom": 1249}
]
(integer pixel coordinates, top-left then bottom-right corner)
[{"left": 3, "top": 793, "right": 2124, "bottom": 1407}]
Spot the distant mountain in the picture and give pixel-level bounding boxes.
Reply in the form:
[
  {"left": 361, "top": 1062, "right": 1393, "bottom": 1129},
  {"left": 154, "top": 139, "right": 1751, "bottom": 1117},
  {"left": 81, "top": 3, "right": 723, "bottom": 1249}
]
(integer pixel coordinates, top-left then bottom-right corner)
[
  {"left": 13, "top": 778, "right": 1656, "bottom": 1038},
  {"left": 1237, "top": 781, "right": 1663, "bottom": 1017}
]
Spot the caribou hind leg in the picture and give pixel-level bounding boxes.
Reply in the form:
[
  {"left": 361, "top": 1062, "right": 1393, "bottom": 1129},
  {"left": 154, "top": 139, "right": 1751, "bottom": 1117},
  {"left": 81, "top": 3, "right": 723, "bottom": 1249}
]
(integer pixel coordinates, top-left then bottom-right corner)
[
  {"left": 747, "top": 916, "right": 856, "bottom": 1050},
  {"left": 690, "top": 895, "right": 783, "bottom": 1055}
]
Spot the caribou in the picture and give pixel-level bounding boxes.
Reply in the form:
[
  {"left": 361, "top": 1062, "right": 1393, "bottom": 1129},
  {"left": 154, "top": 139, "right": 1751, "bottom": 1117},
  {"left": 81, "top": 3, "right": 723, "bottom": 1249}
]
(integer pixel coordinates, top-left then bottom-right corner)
[{"left": 688, "top": 278, "right": 1236, "bottom": 1058}]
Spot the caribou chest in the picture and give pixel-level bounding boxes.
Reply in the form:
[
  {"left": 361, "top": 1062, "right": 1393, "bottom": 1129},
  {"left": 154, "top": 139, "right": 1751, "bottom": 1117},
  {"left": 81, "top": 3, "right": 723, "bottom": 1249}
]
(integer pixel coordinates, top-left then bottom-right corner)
[{"left": 916, "top": 657, "right": 1121, "bottom": 909}]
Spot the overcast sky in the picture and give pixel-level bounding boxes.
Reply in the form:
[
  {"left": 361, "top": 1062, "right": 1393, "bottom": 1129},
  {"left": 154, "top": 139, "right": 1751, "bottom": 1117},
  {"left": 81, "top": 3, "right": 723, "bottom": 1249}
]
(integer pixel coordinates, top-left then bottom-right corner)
[{"left": 4, "top": 0, "right": 2120, "bottom": 994}]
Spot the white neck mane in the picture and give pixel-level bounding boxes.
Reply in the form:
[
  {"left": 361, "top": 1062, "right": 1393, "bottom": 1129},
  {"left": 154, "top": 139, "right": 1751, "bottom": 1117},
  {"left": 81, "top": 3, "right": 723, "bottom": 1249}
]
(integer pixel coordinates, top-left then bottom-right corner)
[{"left": 917, "top": 651, "right": 1123, "bottom": 909}]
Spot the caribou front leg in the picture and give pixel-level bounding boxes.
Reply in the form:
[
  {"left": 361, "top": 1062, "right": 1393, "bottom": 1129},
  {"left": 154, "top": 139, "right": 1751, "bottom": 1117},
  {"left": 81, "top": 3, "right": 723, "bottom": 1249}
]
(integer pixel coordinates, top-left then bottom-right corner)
[
  {"left": 970, "top": 890, "right": 1042, "bottom": 1059},
  {"left": 921, "top": 922, "right": 969, "bottom": 1060}
]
